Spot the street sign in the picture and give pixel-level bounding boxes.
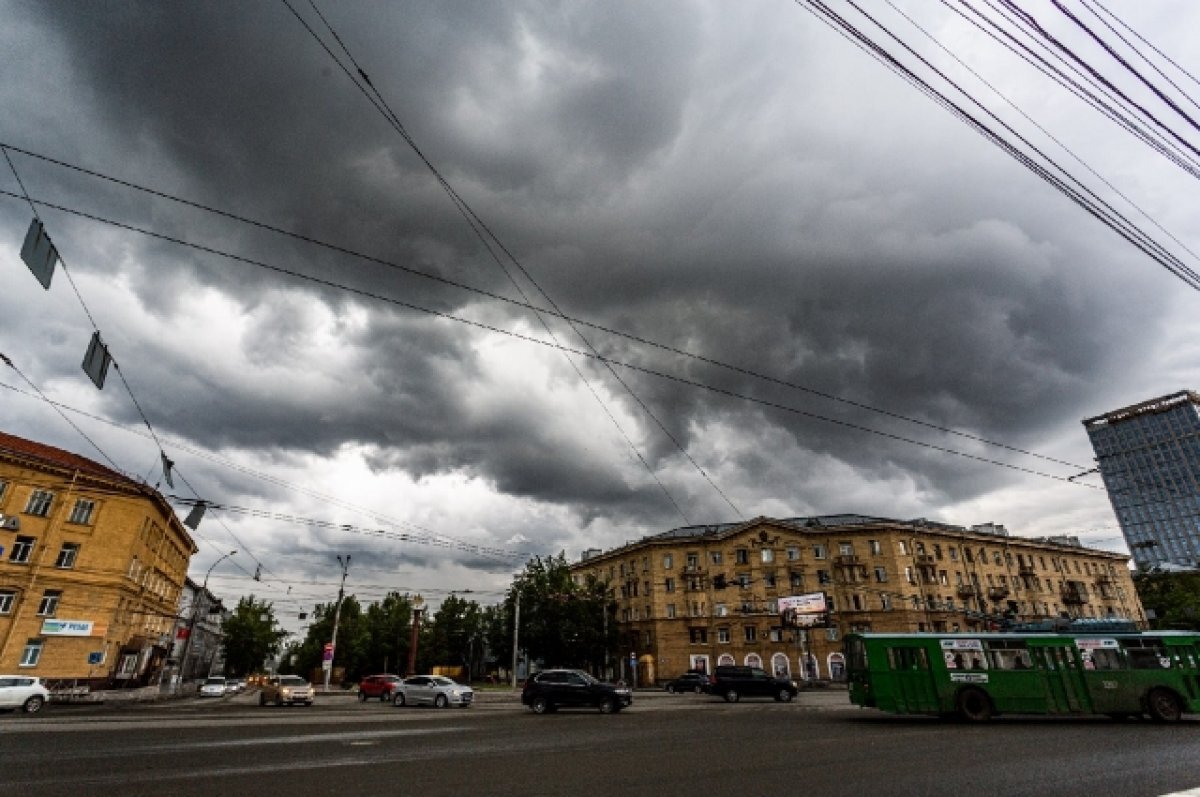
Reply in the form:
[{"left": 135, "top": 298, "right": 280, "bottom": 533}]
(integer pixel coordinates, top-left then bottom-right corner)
[{"left": 88, "top": 652, "right": 103, "bottom": 665}]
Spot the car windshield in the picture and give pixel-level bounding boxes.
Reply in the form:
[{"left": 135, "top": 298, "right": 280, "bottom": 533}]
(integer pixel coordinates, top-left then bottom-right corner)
[
  {"left": 431, "top": 677, "right": 455, "bottom": 686},
  {"left": 279, "top": 676, "right": 308, "bottom": 686},
  {"left": 205, "top": 677, "right": 225, "bottom": 685}
]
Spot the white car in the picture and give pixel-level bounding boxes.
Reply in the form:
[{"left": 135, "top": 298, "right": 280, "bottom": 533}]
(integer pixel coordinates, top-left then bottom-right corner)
[
  {"left": 0, "top": 675, "right": 50, "bottom": 714},
  {"left": 199, "top": 676, "right": 227, "bottom": 697},
  {"left": 392, "top": 675, "right": 474, "bottom": 708}
]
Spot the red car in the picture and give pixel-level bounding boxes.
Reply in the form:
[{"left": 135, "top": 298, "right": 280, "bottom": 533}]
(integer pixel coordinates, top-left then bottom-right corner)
[{"left": 358, "top": 674, "right": 402, "bottom": 702}]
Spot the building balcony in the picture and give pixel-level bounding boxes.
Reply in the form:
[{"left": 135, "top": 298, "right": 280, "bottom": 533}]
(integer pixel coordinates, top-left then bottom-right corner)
[
  {"left": 835, "top": 554, "right": 861, "bottom": 566},
  {"left": 1018, "top": 563, "right": 1036, "bottom": 575},
  {"left": 956, "top": 585, "right": 979, "bottom": 599},
  {"left": 986, "top": 587, "right": 1010, "bottom": 602},
  {"left": 1061, "top": 587, "right": 1089, "bottom": 605},
  {"left": 915, "top": 554, "right": 936, "bottom": 566}
]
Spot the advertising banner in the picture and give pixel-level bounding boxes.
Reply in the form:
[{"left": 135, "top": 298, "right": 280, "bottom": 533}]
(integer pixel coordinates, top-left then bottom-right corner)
[
  {"left": 42, "top": 619, "right": 106, "bottom": 637},
  {"left": 779, "top": 593, "right": 828, "bottom": 627}
]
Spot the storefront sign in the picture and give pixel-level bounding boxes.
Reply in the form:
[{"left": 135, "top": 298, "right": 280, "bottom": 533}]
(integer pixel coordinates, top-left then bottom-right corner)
[{"left": 41, "top": 619, "right": 105, "bottom": 637}]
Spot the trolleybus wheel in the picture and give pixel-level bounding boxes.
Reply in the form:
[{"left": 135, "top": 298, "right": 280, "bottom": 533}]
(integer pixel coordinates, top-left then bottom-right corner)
[
  {"left": 956, "top": 687, "right": 993, "bottom": 723},
  {"left": 1146, "top": 688, "right": 1183, "bottom": 723}
]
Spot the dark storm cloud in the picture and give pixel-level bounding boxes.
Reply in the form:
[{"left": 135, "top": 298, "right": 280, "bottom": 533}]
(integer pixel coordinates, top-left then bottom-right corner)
[{"left": 2, "top": 0, "right": 1196, "bottom": 595}]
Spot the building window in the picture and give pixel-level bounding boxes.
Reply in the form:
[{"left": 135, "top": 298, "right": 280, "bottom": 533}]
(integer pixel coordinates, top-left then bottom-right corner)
[
  {"left": 663, "top": 554, "right": 673, "bottom": 570},
  {"left": 744, "top": 626, "right": 757, "bottom": 642},
  {"left": 665, "top": 577, "right": 675, "bottom": 593},
  {"left": 0, "top": 479, "right": 8, "bottom": 502},
  {"left": 9, "top": 536, "right": 34, "bottom": 564},
  {"left": 735, "top": 549, "right": 749, "bottom": 564},
  {"left": 37, "top": 590, "right": 62, "bottom": 617},
  {"left": 868, "top": 539, "right": 881, "bottom": 556},
  {"left": 666, "top": 603, "right": 676, "bottom": 618},
  {"left": 761, "top": 548, "right": 774, "bottom": 563},
  {"left": 737, "top": 573, "right": 750, "bottom": 588},
  {"left": 764, "top": 572, "right": 777, "bottom": 587},
  {"left": 24, "top": 489, "right": 54, "bottom": 517},
  {"left": 710, "top": 551, "right": 723, "bottom": 565},
  {"left": 0, "top": 590, "right": 15, "bottom": 614},
  {"left": 715, "top": 602, "right": 727, "bottom": 617},
  {"left": 898, "top": 540, "right": 909, "bottom": 555},
  {"left": 786, "top": 546, "right": 800, "bottom": 561},
  {"left": 880, "top": 594, "right": 892, "bottom": 610},
  {"left": 717, "top": 627, "right": 730, "bottom": 643},
  {"left": 817, "top": 569, "right": 831, "bottom": 584},
  {"left": 813, "top": 544, "right": 827, "bottom": 559},
  {"left": 838, "top": 542, "right": 854, "bottom": 556},
  {"left": 68, "top": 499, "right": 95, "bottom": 525},
  {"left": 949, "top": 547, "right": 959, "bottom": 562},
  {"left": 686, "top": 553, "right": 700, "bottom": 570},
  {"left": 790, "top": 572, "right": 803, "bottom": 588},
  {"left": 20, "top": 639, "right": 43, "bottom": 667},
  {"left": 55, "top": 543, "right": 80, "bottom": 569},
  {"left": 689, "top": 627, "right": 708, "bottom": 644},
  {"left": 874, "top": 567, "right": 888, "bottom": 583}
]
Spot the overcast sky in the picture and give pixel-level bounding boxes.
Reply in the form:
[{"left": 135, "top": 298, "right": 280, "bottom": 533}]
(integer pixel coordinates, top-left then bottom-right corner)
[{"left": 1, "top": 1, "right": 1196, "bottom": 632}]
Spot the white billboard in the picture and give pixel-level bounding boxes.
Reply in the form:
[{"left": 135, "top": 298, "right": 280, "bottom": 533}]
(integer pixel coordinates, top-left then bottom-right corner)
[{"left": 779, "top": 593, "right": 828, "bottom": 627}]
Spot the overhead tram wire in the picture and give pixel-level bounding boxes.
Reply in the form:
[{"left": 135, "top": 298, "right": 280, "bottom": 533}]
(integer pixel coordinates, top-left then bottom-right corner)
[
  {"left": 0, "top": 187, "right": 1108, "bottom": 488},
  {"left": 948, "top": 0, "right": 1200, "bottom": 180},
  {"left": 0, "top": 144, "right": 1101, "bottom": 473},
  {"left": 1060, "top": 0, "right": 1200, "bottom": 126},
  {"left": 977, "top": 0, "right": 1200, "bottom": 176},
  {"left": 885, "top": 0, "right": 1200, "bottom": 268},
  {"left": 795, "top": 1, "right": 1200, "bottom": 292},
  {"left": 285, "top": 0, "right": 723, "bottom": 524},
  {"left": 1088, "top": 0, "right": 1200, "bottom": 102}
]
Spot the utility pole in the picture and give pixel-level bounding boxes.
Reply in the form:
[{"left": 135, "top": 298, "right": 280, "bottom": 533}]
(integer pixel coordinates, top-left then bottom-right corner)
[
  {"left": 510, "top": 591, "right": 521, "bottom": 689},
  {"left": 324, "top": 555, "right": 350, "bottom": 691}
]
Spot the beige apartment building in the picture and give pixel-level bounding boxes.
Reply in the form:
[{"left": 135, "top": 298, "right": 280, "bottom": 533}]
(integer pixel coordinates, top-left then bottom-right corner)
[
  {"left": 0, "top": 431, "right": 197, "bottom": 687},
  {"left": 571, "top": 515, "right": 1143, "bottom": 686}
]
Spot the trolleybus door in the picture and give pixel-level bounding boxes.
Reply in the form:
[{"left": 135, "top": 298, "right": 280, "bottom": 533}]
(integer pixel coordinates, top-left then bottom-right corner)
[
  {"left": 1032, "top": 645, "right": 1087, "bottom": 714},
  {"left": 886, "top": 646, "right": 938, "bottom": 714}
]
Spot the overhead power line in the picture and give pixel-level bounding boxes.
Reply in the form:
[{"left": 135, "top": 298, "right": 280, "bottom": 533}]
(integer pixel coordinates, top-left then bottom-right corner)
[{"left": 0, "top": 143, "right": 1095, "bottom": 472}]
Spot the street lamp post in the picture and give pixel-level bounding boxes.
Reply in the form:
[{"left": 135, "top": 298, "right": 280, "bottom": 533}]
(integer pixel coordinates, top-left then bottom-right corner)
[
  {"left": 324, "top": 555, "right": 351, "bottom": 691},
  {"left": 177, "top": 550, "right": 236, "bottom": 691}
]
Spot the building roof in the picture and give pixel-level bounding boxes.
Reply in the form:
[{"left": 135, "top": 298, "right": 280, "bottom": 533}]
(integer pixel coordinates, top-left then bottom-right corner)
[
  {"left": 1082, "top": 389, "right": 1200, "bottom": 429},
  {"left": 0, "top": 429, "right": 139, "bottom": 486}
]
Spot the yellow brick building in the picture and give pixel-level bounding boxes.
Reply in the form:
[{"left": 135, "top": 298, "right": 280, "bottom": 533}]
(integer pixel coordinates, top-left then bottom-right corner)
[
  {"left": 570, "top": 515, "right": 1142, "bottom": 686},
  {"left": 0, "top": 431, "right": 197, "bottom": 687}
]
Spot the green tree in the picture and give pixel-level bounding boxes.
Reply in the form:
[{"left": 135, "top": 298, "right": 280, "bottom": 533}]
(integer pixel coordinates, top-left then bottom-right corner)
[
  {"left": 221, "top": 596, "right": 288, "bottom": 677},
  {"left": 422, "top": 594, "right": 484, "bottom": 677},
  {"left": 1135, "top": 572, "right": 1200, "bottom": 630},
  {"left": 507, "top": 553, "right": 615, "bottom": 673}
]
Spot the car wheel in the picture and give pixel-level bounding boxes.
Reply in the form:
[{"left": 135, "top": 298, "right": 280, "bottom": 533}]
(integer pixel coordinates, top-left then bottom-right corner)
[
  {"left": 358, "top": 691, "right": 368, "bottom": 702},
  {"left": 693, "top": 685, "right": 703, "bottom": 694},
  {"left": 381, "top": 691, "right": 392, "bottom": 703},
  {"left": 666, "top": 685, "right": 676, "bottom": 694},
  {"left": 776, "top": 688, "right": 794, "bottom": 703},
  {"left": 1146, "top": 688, "right": 1183, "bottom": 723},
  {"left": 598, "top": 697, "right": 617, "bottom": 714},
  {"left": 956, "top": 687, "right": 993, "bottom": 723},
  {"left": 22, "top": 696, "right": 45, "bottom": 714},
  {"left": 393, "top": 693, "right": 406, "bottom": 707},
  {"left": 724, "top": 689, "right": 740, "bottom": 703},
  {"left": 530, "top": 695, "right": 551, "bottom": 715},
  {"left": 435, "top": 694, "right": 449, "bottom": 709}
]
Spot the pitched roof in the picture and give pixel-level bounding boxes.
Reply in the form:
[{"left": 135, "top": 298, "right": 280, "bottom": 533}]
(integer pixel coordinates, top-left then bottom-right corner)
[{"left": 0, "top": 429, "right": 139, "bottom": 487}]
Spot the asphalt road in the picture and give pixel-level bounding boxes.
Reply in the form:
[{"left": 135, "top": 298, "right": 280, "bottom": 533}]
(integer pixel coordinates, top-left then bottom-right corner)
[{"left": 2, "top": 690, "right": 1198, "bottom": 797}]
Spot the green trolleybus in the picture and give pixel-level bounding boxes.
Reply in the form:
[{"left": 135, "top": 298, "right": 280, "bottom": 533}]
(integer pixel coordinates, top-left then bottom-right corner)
[{"left": 845, "top": 631, "right": 1200, "bottom": 722}]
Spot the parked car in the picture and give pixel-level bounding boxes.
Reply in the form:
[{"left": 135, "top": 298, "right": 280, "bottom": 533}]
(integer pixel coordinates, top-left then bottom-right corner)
[
  {"left": 259, "top": 675, "right": 315, "bottom": 706},
  {"left": 358, "top": 674, "right": 403, "bottom": 702},
  {"left": 0, "top": 675, "right": 50, "bottom": 714},
  {"left": 707, "top": 665, "right": 798, "bottom": 703},
  {"left": 521, "top": 669, "right": 632, "bottom": 714},
  {"left": 664, "top": 671, "right": 709, "bottom": 694},
  {"left": 392, "top": 675, "right": 474, "bottom": 708},
  {"left": 225, "top": 678, "right": 246, "bottom": 694},
  {"left": 199, "top": 676, "right": 227, "bottom": 697}
]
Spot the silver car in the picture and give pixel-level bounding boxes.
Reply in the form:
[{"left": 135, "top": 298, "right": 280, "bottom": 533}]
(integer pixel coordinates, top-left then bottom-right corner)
[
  {"left": 0, "top": 675, "right": 50, "bottom": 714},
  {"left": 392, "top": 675, "right": 473, "bottom": 708}
]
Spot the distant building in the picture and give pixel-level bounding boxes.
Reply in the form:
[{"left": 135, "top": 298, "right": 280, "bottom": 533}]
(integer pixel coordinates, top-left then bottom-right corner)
[
  {"left": 1083, "top": 390, "right": 1200, "bottom": 570},
  {"left": 0, "top": 431, "right": 197, "bottom": 687},
  {"left": 166, "top": 578, "right": 227, "bottom": 685},
  {"left": 571, "top": 515, "right": 1141, "bottom": 686}
]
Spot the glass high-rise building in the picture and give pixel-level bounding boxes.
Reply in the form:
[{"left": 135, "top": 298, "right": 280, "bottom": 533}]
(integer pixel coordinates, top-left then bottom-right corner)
[{"left": 1083, "top": 390, "right": 1200, "bottom": 570}]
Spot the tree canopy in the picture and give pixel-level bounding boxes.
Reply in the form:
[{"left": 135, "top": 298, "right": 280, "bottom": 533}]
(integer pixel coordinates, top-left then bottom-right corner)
[{"left": 221, "top": 596, "right": 288, "bottom": 676}]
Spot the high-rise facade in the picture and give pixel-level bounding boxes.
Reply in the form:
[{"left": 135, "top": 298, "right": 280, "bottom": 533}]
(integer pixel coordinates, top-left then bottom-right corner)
[{"left": 1083, "top": 390, "right": 1200, "bottom": 570}]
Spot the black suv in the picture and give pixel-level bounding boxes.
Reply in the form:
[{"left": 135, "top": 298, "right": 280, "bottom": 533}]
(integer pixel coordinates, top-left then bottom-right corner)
[
  {"left": 664, "top": 671, "right": 709, "bottom": 694},
  {"left": 707, "top": 666, "right": 798, "bottom": 703},
  {"left": 521, "top": 669, "right": 632, "bottom": 714}
]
